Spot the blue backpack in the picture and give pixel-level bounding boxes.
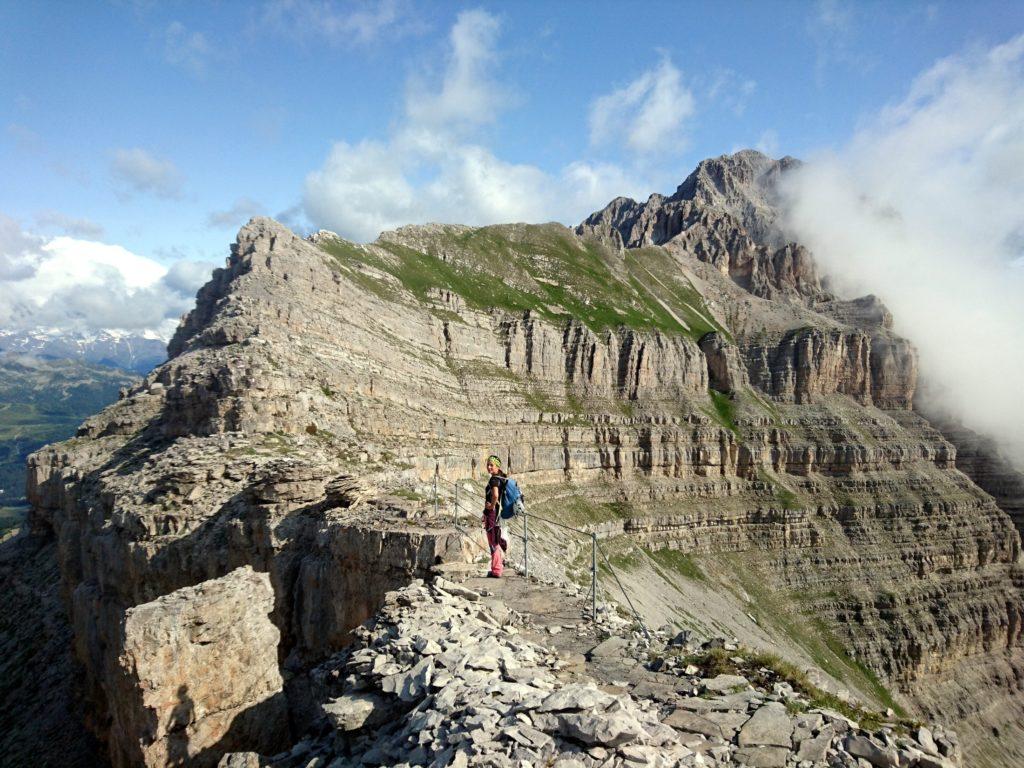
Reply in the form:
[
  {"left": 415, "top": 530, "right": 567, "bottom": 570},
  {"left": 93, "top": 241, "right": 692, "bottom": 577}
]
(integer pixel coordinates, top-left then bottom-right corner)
[{"left": 500, "top": 477, "right": 525, "bottom": 519}]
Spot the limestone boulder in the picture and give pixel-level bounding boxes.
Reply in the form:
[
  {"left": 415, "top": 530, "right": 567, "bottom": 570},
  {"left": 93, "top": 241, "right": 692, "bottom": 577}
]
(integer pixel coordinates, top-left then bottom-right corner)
[{"left": 111, "top": 566, "right": 287, "bottom": 768}]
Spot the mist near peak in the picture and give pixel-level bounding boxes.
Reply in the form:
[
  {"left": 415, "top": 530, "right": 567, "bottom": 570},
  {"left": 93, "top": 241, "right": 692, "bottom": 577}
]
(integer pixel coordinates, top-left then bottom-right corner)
[{"left": 780, "top": 34, "right": 1024, "bottom": 467}]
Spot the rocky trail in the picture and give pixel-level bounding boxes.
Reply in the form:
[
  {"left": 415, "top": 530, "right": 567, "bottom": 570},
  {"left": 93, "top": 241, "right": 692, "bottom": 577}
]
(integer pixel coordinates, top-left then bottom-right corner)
[{"left": 222, "top": 567, "right": 963, "bottom": 768}]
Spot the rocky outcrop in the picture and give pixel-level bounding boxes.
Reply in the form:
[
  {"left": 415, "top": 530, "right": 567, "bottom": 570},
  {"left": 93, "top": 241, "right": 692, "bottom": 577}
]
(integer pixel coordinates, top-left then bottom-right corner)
[
  {"left": 576, "top": 151, "right": 820, "bottom": 300},
  {"left": 0, "top": 534, "right": 104, "bottom": 768},
  {"left": 915, "top": 404, "right": 1024, "bottom": 537},
  {"left": 111, "top": 566, "right": 287, "bottom": 768},
  {"left": 502, "top": 315, "right": 708, "bottom": 401},
  {"left": 231, "top": 579, "right": 963, "bottom": 768},
  {"left": 698, "top": 332, "right": 749, "bottom": 394},
  {"left": 741, "top": 327, "right": 916, "bottom": 407}
]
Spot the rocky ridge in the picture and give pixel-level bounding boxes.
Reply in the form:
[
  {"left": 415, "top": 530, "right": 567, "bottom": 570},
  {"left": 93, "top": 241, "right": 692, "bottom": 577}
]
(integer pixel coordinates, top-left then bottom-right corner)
[
  {"left": 5, "top": 150, "right": 1024, "bottom": 767},
  {"left": 222, "top": 577, "right": 962, "bottom": 768}
]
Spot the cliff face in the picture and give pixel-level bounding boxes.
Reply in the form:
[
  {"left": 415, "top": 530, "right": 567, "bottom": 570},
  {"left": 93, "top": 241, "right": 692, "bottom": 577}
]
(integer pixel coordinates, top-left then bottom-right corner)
[{"left": 7, "top": 151, "right": 1023, "bottom": 767}]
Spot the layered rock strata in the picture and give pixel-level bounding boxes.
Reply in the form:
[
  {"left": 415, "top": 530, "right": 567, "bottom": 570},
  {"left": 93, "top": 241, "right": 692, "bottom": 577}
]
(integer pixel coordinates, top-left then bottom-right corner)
[{"left": 8, "top": 151, "right": 1023, "bottom": 766}]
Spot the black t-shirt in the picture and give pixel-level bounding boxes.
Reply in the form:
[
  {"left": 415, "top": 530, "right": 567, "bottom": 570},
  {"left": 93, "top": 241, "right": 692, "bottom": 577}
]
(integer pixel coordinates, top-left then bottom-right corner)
[{"left": 485, "top": 473, "right": 507, "bottom": 505}]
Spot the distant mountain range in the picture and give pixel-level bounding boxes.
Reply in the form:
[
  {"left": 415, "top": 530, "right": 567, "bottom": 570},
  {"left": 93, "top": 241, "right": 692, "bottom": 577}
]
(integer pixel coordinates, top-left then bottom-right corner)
[
  {"left": 0, "top": 328, "right": 155, "bottom": 533},
  {"left": 0, "top": 327, "right": 167, "bottom": 375}
]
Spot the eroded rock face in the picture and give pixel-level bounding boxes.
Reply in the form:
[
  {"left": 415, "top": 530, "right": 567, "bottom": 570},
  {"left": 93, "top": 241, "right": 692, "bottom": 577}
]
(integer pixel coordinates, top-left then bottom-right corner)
[
  {"left": 576, "top": 151, "right": 819, "bottom": 300},
  {"left": 741, "top": 327, "right": 916, "bottom": 407},
  {"left": 111, "top": 566, "right": 286, "bottom": 768}
]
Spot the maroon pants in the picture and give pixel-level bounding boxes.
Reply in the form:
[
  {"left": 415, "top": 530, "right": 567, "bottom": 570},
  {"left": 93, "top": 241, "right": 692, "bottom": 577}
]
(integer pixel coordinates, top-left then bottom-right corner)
[{"left": 483, "top": 509, "right": 507, "bottom": 576}]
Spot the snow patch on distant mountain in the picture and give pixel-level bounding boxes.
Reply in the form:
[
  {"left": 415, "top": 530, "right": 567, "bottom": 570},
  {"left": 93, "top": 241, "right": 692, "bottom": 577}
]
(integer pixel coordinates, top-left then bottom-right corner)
[{"left": 0, "top": 327, "right": 166, "bottom": 375}]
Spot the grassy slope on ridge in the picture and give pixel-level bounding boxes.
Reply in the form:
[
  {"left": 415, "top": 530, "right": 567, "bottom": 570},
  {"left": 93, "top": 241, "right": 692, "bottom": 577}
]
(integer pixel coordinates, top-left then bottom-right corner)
[{"left": 319, "top": 223, "right": 725, "bottom": 341}]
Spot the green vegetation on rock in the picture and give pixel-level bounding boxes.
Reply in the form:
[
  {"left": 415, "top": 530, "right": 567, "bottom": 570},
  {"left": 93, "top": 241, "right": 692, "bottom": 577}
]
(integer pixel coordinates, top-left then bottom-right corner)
[
  {"left": 707, "top": 389, "right": 739, "bottom": 435},
  {"left": 718, "top": 552, "right": 905, "bottom": 717},
  {"left": 678, "top": 646, "right": 899, "bottom": 732},
  {"left": 647, "top": 547, "right": 708, "bottom": 583},
  {"left": 319, "top": 224, "right": 726, "bottom": 340}
]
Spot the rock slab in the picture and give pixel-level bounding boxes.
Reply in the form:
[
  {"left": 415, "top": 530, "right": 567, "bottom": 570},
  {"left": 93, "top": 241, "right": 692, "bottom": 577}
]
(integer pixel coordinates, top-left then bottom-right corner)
[{"left": 111, "top": 566, "right": 287, "bottom": 768}]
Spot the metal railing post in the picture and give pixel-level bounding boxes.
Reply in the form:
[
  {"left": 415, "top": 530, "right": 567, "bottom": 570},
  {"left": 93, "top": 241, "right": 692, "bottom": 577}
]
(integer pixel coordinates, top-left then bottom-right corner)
[
  {"left": 591, "top": 533, "right": 597, "bottom": 625},
  {"left": 523, "top": 511, "right": 529, "bottom": 579}
]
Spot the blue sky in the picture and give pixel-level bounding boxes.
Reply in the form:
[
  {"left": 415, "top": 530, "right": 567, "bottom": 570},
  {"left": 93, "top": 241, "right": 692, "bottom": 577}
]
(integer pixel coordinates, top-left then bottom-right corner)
[
  {"left": 2, "top": 1, "right": 1020, "bottom": 256},
  {"left": 1, "top": 0, "right": 1023, "bottom": 337}
]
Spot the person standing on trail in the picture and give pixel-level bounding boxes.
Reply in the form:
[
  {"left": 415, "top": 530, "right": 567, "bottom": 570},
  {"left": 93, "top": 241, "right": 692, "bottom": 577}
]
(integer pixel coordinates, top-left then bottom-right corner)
[{"left": 482, "top": 455, "right": 508, "bottom": 578}]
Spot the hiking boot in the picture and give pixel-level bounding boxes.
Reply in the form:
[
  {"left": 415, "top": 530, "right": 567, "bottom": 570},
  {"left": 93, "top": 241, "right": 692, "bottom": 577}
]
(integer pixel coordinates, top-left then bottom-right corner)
[{"left": 486, "top": 572, "right": 501, "bottom": 578}]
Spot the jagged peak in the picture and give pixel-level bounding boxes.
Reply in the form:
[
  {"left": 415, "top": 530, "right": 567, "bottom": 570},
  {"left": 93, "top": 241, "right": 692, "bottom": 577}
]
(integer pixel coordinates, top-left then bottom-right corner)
[{"left": 669, "top": 149, "right": 800, "bottom": 205}]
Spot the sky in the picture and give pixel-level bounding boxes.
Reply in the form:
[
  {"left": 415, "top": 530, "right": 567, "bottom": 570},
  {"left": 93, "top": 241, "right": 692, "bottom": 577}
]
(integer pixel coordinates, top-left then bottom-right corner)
[{"left": 1, "top": 1, "right": 1023, "bottom": 458}]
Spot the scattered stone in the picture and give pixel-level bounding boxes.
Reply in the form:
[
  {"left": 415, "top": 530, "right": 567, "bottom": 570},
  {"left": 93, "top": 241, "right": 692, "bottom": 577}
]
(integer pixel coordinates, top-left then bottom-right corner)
[
  {"left": 737, "top": 702, "right": 794, "bottom": 748},
  {"left": 588, "top": 635, "right": 629, "bottom": 659},
  {"left": 701, "top": 674, "right": 749, "bottom": 694},
  {"left": 917, "top": 726, "right": 939, "bottom": 756},
  {"left": 732, "top": 745, "right": 790, "bottom": 767},
  {"left": 796, "top": 724, "right": 833, "bottom": 763},
  {"left": 662, "top": 709, "right": 727, "bottom": 740},
  {"left": 557, "top": 711, "right": 645, "bottom": 747},
  {"left": 321, "top": 693, "right": 387, "bottom": 731},
  {"left": 845, "top": 734, "right": 899, "bottom": 767}
]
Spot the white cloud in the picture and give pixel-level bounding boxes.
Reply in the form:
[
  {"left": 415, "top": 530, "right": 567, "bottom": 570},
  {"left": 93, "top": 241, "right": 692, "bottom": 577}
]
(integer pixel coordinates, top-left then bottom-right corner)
[
  {"left": 706, "top": 69, "right": 757, "bottom": 116},
  {"left": 0, "top": 214, "right": 42, "bottom": 281},
  {"left": 0, "top": 216, "right": 214, "bottom": 338},
  {"left": 34, "top": 210, "right": 104, "bottom": 239},
  {"left": 305, "top": 134, "right": 640, "bottom": 242},
  {"left": 259, "top": 0, "right": 419, "bottom": 45},
  {"left": 754, "top": 130, "right": 780, "bottom": 156},
  {"left": 207, "top": 197, "right": 268, "bottom": 228},
  {"left": 164, "top": 21, "right": 212, "bottom": 77},
  {"left": 589, "top": 54, "right": 694, "bottom": 155},
  {"left": 303, "top": 10, "right": 658, "bottom": 242},
  {"left": 405, "top": 9, "right": 505, "bottom": 132},
  {"left": 781, "top": 33, "right": 1024, "bottom": 464},
  {"left": 110, "top": 148, "right": 184, "bottom": 200}
]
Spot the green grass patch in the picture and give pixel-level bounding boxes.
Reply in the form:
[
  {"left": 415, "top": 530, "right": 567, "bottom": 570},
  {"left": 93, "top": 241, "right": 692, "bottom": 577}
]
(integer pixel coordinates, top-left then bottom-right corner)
[
  {"left": 316, "top": 224, "right": 727, "bottom": 340},
  {"left": 717, "top": 552, "right": 904, "bottom": 718},
  {"left": 607, "top": 549, "right": 643, "bottom": 572},
  {"left": 0, "top": 505, "right": 27, "bottom": 536},
  {"left": 812, "top": 618, "right": 904, "bottom": 716},
  {"left": 391, "top": 488, "right": 424, "bottom": 502},
  {"left": 523, "top": 384, "right": 558, "bottom": 412},
  {"left": 551, "top": 495, "right": 641, "bottom": 527},
  {"left": 678, "top": 647, "right": 896, "bottom": 731},
  {"left": 757, "top": 469, "right": 802, "bottom": 511},
  {"left": 647, "top": 547, "right": 708, "bottom": 582},
  {"left": 707, "top": 389, "right": 739, "bottom": 434}
]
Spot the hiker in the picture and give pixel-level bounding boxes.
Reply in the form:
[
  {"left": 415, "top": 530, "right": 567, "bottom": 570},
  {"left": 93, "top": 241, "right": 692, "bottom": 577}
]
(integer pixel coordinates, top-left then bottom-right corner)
[{"left": 482, "top": 454, "right": 508, "bottom": 578}]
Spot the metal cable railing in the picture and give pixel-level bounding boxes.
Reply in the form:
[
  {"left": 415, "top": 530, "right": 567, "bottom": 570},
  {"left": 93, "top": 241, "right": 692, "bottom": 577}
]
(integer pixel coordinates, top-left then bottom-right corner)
[{"left": 439, "top": 476, "right": 650, "bottom": 640}]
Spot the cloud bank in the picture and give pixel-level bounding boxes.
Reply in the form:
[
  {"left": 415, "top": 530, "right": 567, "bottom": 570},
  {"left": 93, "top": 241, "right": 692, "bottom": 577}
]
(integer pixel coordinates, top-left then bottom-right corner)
[
  {"left": 0, "top": 215, "right": 214, "bottom": 339},
  {"left": 303, "top": 10, "right": 693, "bottom": 242},
  {"left": 781, "top": 34, "right": 1024, "bottom": 465}
]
